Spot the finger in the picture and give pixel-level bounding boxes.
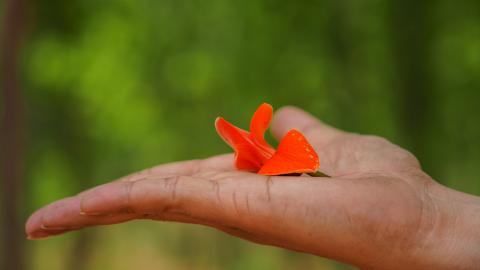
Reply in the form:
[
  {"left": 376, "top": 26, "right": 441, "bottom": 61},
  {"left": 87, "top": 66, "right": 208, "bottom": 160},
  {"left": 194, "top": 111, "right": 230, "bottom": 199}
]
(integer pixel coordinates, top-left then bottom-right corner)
[
  {"left": 26, "top": 172, "right": 299, "bottom": 239},
  {"left": 26, "top": 192, "right": 264, "bottom": 241},
  {"left": 25, "top": 174, "right": 217, "bottom": 238},
  {"left": 25, "top": 196, "right": 139, "bottom": 239},
  {"left": 26, "top": 194, "right": 224, "bottom": 239},
  {"left": 271, "top": 106, "right": 347, "bottom": 147}
]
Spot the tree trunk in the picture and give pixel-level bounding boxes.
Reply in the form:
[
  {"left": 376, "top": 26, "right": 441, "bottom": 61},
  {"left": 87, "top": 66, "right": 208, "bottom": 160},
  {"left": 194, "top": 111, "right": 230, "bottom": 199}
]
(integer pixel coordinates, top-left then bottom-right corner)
[{"left": 1, "top": 0, "right": 27, "bottom": 269}]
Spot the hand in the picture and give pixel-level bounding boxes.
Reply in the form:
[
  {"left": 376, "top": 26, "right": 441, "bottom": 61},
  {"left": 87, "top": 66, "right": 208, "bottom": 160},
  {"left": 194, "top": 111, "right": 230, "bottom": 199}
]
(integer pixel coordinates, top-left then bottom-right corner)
[{"left": 26, "top": 106, "right": 480, "bottom": 269}]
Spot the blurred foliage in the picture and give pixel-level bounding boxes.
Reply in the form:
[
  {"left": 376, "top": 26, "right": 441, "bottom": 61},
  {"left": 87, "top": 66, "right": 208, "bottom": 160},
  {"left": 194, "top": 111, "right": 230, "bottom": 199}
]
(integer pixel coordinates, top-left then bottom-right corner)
[{"left": 4, "top": 0, "right": 480, "bottom": 269}]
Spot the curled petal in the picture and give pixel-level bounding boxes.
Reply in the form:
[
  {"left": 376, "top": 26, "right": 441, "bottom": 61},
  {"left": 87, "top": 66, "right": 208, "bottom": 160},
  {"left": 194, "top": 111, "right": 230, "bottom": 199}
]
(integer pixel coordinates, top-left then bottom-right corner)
[
  {"left": 215, "top": 117, "right": 274, "bottom": 171},
  {"left": 258, "top": 129, "right": 319, "bottom": 175},
  {"left": 249, "top": 103, "right": 274, "bottom": 154}
]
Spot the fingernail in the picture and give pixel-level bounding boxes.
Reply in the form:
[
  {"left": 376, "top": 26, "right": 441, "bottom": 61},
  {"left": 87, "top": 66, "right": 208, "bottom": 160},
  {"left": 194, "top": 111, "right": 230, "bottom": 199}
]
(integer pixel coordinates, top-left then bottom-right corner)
[
  {"left": 40, "top": 223, "right": 71, "bottom": 231},
  {"left": 79, "top": 210, "right": 103, "bottom": 216},
  {"left": 28, "top": 231, "right": 51, "bottom": 239}
]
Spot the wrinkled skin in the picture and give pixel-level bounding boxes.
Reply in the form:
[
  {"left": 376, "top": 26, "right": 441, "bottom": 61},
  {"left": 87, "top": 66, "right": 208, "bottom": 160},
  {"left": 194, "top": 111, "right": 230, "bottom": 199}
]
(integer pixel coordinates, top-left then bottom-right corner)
[{"left": 26, "top": 106, "right": 480, "bottom": 269}]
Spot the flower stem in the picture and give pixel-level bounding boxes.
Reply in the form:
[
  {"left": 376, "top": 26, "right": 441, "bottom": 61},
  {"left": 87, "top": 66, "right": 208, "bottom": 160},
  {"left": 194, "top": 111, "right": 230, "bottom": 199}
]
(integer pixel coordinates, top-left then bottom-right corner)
[{"left": 307, "top": 171, "right": 330, "bottom": 177}]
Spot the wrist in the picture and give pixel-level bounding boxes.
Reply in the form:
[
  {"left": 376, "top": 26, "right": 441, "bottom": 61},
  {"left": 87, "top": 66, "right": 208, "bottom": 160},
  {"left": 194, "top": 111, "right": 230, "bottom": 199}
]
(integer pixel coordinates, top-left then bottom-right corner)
[{"left": 415, "top": 183, "right": 480, "bottom": 270}]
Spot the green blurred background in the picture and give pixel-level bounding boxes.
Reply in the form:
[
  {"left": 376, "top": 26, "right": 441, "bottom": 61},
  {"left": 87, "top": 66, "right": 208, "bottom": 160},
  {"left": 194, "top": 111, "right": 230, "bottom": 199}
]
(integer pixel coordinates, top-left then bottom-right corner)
[{"left": 1, "top": 0, "right": 480, "bottom": 269}]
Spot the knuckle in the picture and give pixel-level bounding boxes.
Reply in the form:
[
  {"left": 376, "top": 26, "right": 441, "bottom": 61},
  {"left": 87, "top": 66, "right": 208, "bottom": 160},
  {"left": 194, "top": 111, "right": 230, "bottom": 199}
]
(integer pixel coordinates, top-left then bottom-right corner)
[
  {"left": 163, "top": 175, "right": 182, "bottom": 201},
  {"left": 208, "top": 179, "right": 222, "bottom": 204},
  {"left": 264, "top": 176, "right": 273, "bottom": 202},
  {"left": 122, "top": 181, "right": 136, "bottom": 213},
  {"left": 361, "top": 135, "right": 391, "bottom": 146},
  {"left": 358, "top": 135, "right": 422, "bottom": 169},
  {"left": 397, "top": 149, "right": 421, "bottom": 168}
]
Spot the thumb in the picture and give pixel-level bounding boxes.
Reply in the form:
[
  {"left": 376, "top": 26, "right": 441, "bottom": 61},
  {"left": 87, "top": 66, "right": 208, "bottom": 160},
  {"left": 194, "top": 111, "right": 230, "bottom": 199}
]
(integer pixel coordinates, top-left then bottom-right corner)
[{"left": 271, "top": 106, "right": 347, "bottom": 147}]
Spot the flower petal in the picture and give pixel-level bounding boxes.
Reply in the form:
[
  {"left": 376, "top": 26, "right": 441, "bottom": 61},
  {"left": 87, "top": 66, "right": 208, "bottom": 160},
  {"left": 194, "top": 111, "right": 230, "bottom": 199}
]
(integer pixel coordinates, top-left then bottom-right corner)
[
  {"left": 215, "top": 117, "right": 273, "bottom": 171},
  {"left": 215, "top": 117, "right": 250, "bottom": 146},
  {"left": 249, "top": 103, "right": 274, "bottom": 150},
  {"left": 258, "top": 129, "right": 319, "bottom": 175}
]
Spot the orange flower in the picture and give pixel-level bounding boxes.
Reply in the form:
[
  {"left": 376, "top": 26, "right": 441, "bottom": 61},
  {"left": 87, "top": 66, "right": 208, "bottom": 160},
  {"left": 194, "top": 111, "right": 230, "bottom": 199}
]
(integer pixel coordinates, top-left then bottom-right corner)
[{"left": 215, "top": 103, "right": 321, "bottom": 176}]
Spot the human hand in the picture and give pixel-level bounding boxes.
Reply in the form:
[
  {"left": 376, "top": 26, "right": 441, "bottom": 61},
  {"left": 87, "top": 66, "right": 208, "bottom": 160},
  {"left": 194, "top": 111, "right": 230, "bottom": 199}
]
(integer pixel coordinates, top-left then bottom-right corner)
[{"left": 26, "top": 106, "right": 480, "bottom": 269}]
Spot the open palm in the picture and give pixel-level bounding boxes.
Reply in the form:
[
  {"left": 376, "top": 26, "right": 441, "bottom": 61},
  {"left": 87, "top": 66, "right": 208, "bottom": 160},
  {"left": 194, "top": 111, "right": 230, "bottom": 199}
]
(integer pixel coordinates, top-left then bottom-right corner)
[{"left": 26, "top": 106, "right": 471, "bottom": 269}]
